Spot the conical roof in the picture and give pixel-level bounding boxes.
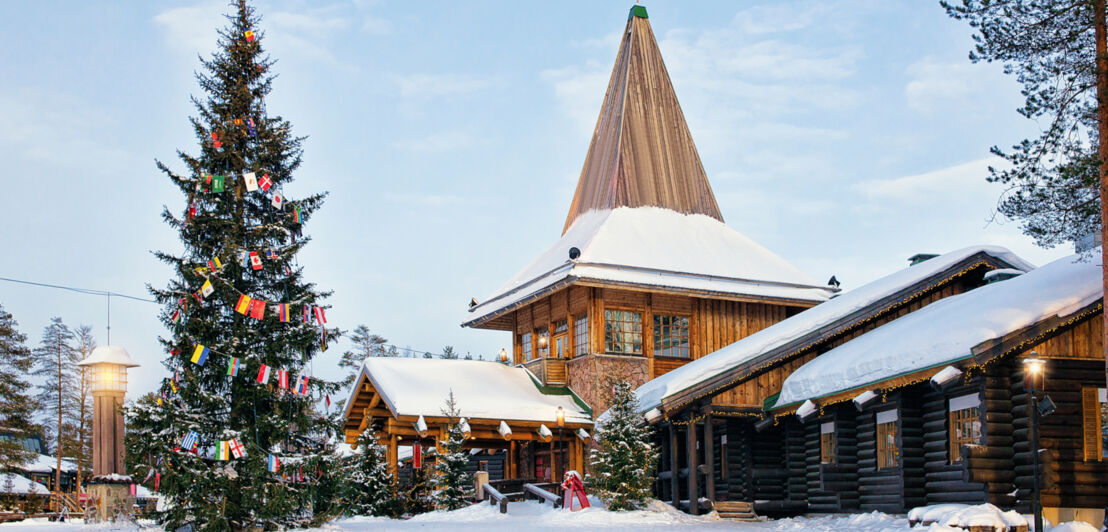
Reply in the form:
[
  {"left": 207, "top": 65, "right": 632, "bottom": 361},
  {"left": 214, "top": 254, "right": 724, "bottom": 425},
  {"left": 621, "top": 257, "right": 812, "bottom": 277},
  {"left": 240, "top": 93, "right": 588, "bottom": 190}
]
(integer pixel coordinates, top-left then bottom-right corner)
[{"left": 563, "top": 5, "right": 723, "bottom": 233}]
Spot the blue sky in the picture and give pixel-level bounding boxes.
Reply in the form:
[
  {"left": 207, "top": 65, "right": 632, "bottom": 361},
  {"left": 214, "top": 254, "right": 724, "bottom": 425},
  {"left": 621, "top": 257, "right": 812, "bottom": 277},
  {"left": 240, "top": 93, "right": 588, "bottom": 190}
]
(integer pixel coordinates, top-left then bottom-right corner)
[{"left": 0, "top": 1, "right": 1070, "bottom": 398}]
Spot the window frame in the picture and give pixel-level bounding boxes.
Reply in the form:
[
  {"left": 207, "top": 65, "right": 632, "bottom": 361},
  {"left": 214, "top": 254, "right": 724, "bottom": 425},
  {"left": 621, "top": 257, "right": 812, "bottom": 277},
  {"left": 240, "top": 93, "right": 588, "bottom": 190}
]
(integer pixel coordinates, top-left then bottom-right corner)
[
  {"left": 1082, "top": 386, "right": 1107, "bottom": 461},
  {"left": 520, "top": 332, "right": 533, "bottom": 362},
  {"left": 948, "top": 393, "right": 984, "bottom": 463},
  {"left": 820, "top": 421, "right": 837, "bottom": 465},
  {"left": 573, "top": 314, "right": 589, "bottom": 357},
  {"left": 653, "top": 314, "right": 691, "bottom": 359},
  {"left": 603, "top": 309, "right": 643, "bottom": 355},
  {"left": 876, "top": 409, "right": 900, "bottom": 470}
]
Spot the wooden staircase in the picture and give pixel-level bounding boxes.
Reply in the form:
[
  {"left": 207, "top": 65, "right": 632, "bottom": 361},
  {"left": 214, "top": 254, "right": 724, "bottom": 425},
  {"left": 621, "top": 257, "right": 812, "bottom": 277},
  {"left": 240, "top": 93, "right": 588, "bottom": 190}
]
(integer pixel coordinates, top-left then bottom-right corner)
[{"left": 712, "top": 501, "right": 758, "bottom": 521}]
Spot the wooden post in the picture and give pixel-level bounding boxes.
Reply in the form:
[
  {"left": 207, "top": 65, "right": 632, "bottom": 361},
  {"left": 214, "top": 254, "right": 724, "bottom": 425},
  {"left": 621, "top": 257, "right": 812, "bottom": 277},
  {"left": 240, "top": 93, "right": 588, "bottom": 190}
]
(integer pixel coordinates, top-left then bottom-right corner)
[
  {"left": 669, "top": 423, "right": 679, "bottom": 508},
  {"left": 387, "top": 435, "right": 398, "bottom": 476},
  {"left": 704, "top": 414, "right": 715, "bottom": 503},
  {"left": 687, "top": 417, "right": 699, "bottom": 515}
]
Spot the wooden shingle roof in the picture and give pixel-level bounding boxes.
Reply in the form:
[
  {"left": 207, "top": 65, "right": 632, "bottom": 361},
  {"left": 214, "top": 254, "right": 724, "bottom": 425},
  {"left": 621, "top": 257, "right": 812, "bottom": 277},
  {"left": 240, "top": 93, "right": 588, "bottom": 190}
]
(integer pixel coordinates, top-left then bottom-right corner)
[{"left": 563, "top": 6, "right": 722, "bottom": 233}]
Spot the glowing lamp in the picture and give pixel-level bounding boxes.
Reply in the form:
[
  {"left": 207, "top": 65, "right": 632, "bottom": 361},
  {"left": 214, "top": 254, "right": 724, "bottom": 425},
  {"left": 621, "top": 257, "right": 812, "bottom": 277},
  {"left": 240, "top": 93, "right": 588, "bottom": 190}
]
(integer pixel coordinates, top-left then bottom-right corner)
[
  {"left": 1022, "top": 354, "right": 1046, "bottom": 391},
  {"left": 499, "top": 348, "right": 509, "bottom": 363},
  {"left": 556, "top": 406, "right": 565, "bottom": 428},
  {"left": 78, "top": 346, "right": 139, "bottom": 394}
]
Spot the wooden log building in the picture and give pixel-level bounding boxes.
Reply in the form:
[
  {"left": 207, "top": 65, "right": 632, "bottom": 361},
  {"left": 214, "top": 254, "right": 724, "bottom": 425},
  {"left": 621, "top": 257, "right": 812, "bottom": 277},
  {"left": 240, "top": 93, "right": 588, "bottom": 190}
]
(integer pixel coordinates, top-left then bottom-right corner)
[
  {"left": 341, "top": 358, "right": 593, "bottom": 483},
  {"left": 628, "top": 246, "right": 1035, "bottom": 515},
  {"left": 461, "top": 5, "right": 835, "bottom": 418},
  {"left": 767, "top": 251, "right": 1107, "bottom": 525}
]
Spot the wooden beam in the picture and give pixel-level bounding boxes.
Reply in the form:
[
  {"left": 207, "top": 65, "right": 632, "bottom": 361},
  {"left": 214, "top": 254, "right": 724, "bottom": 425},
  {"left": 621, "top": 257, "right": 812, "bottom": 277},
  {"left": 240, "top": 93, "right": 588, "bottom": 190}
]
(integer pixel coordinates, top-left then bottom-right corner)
[
  {"left": 686, "top": 417, "right": 699, "bottom": 515},
  {"left": 387, "top": 435, "right": 398, "bottom": 475},
  {"left": 669, "top": 423, "right": 679, "bottom": 508},
  {"left": 368, "top": 393, "right": 381, "bottom": 410},
  {"left": 704, "top": 414, "right": 715, "bottom": 502}
]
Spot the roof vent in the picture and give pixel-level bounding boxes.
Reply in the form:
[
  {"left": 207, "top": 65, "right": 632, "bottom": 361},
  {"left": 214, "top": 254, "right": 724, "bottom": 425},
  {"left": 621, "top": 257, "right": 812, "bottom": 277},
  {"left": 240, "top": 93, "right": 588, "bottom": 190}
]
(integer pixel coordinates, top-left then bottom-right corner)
[
  {"left": 983, "top": 268, "right": 1023, "bottom": 284},
  {"left": 908, "top": 253, "right": 939, "bottom": 266}
]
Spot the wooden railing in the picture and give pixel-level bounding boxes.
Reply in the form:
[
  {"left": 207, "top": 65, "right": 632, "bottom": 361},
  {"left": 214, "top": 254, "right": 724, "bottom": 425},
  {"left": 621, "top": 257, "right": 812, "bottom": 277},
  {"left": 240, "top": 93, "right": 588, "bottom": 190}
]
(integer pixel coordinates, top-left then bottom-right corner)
[
  {"left": 522, "top": 483, "right": 562, "bottom": 507},
  {"left": 482, "top": 484, "right": 509, "bottom": 514}
]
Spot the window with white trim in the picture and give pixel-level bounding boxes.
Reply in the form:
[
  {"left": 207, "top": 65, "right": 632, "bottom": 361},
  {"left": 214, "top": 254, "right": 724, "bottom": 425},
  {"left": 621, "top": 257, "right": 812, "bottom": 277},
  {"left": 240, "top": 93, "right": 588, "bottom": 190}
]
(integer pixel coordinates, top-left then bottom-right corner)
[
  {"left": 876, "top": 409, "right": 900, "bottom": 469},
  {"left": 948, "top": 393, "right": 983, "bottom": 463},
  {"left": 820, "top": 422, "right": 837, "bottom": 464}
]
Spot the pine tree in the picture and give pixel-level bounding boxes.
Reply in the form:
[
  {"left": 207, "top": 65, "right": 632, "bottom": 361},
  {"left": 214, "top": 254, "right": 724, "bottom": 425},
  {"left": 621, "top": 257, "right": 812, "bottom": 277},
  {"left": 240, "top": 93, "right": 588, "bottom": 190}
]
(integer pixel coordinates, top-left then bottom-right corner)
[
  {"left": 72, "top": 325, "right": 96, "bottom": 493},
  {"left": 440, "top": 346, "right": 458, "bottom": 360},
  {"left": 124, "top": 1, "right": 339, "bottom": 529},
  {"left": 942, "top": 1, "right": 1101, "bottom": 247},
  {"left": 430, "top": 392, "right": 470, "bottom": 510},
  {"left": 31, "top": 318, "right": 79, "bottom": 460},
  {"left": 588, "top": 380, "right": 657, "bottom": 511},
  {"left": 342, "top": 427, "right": 397, "bottom": 517},
  {"left": 0, "top": 304, "right": 37, "bottom": 469},
  {"left": 338, "top": 325, "right": 388, "bottom": 387}
]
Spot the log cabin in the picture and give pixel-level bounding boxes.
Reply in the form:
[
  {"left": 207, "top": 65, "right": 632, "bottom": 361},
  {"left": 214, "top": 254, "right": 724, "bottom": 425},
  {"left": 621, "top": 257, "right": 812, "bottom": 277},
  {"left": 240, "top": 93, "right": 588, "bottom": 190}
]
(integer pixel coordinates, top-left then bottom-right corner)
[
  {"left": 768, "top": 251, "right": 1107, "bottom": 527},
  {"left": 626, "top": 246, "right": 1035, "bottom": 515},
  {"left": 461, "top": 5, "right": 835, "bottom": 420}
]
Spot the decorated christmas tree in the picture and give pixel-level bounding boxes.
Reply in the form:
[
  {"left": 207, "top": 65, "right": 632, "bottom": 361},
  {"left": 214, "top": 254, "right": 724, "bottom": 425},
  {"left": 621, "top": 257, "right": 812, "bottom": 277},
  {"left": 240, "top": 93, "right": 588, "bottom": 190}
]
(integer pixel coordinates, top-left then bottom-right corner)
[
  {"left": 588, "top": 380, "right": 657, "bottom": 511},
  {"left": 125, "top": 1, "right": 340, "bottom": 528},
  {"left": 430, "top": 392, "right": 470, "bottom": 510},
  {"left": 342, "top": 427, "right": 399, "bottom": 517}
]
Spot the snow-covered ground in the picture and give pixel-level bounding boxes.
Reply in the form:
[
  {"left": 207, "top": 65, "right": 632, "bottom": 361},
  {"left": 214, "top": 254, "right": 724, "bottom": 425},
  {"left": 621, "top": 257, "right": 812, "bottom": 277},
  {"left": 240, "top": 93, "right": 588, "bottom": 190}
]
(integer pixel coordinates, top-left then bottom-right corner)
[{"left": 0, "top": 502, "right": 1098, "bottom": 531}]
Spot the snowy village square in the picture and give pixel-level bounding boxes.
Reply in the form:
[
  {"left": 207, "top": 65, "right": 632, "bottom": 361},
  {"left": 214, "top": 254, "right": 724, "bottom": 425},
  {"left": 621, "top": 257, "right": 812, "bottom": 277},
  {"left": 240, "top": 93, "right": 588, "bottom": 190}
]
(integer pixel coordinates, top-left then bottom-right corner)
[{"left": 1, "top": 0, "right": 1107, "bottom": 531}]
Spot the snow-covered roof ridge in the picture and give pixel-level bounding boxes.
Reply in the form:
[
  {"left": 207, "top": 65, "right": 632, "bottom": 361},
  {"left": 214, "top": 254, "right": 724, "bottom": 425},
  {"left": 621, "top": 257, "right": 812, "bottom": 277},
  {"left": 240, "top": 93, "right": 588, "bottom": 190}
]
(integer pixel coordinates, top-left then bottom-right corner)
[
  {"left": 464, "top": 207, "right": 835, "bottom": 327},
  {"left": 344, "top": 358, "right": 593, "bottom": 426},
  {"left": 0, "top": 472, "right": 49, "bottom": 495},
  {"left": 775, "top": 249, "right": 1101, "bottom": 407},
  {"left": 19, "top": 453, "right": 79, "bottom": 474},
  {"left": 627, "top": 245, "right": 1034, "bottom": 418}
]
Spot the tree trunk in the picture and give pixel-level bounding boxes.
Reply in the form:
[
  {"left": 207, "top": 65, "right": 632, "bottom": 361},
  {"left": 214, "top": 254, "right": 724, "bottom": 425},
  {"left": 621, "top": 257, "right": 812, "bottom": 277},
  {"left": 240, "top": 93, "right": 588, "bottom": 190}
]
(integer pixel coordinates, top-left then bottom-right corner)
[
  {"left": 56, "top": 341, "right": 62, "bottom": 498},
  {"left": 1097, "top": 0, "right": 1108, "bottom": 393}
]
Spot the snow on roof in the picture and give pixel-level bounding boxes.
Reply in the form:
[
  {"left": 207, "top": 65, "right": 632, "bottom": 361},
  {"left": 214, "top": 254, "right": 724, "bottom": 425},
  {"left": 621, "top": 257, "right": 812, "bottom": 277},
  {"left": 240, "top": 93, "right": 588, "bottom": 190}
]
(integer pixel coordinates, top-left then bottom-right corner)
[
  {"left": 0, "top": 472, "right": 49, "bottom": 495},
  {"left": 351, "top": 358, "right": 592, "bottom": 426},
  {"left": 77, "top": 345, "right": 140, "bottom": 367},
  {"left": 776, "top": 250, "right": 1100, "bottom": 407},
  {"left": 134, "top": 484, "right": 159, "bottom": 499},
  {"left": 464, "top": 207, "right": 834, "bottom": 326},
  {"left": 20, "top": 454, "right": 78, "bottom": 474},
  {"left": 627, "top": 245, "right": 1033, "bottom": 416}
]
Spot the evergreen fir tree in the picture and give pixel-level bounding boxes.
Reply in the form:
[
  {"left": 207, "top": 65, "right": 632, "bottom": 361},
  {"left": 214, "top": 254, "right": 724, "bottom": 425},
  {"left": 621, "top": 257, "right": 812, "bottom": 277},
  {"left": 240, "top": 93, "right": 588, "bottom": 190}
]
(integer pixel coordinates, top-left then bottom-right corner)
[
  {"left": 0, "top": 304, "right": 37, "bottom": 469},
  {"left": 342, "top": 427, "right": 397, "bottom": 517},
  {"left": 338, "top": 325, "right": 388, "bottom": 387},
  {"left": 125, "top": 1, "right": 339, "bottom": 529},
  {"left": 439, "top": 346, "right": 458, "bottom": 360},
  {"left": 31, "top": 317, "right": 79, "bottom": 459},
  {"left": 430, "top": 392, "right": 470, "bottom": 510},
  {"left": 587, "top": 380, "right": 657, "bottom": 511},
  {"left": 73, "top": 325, "right": 96, "bottom": 492}
]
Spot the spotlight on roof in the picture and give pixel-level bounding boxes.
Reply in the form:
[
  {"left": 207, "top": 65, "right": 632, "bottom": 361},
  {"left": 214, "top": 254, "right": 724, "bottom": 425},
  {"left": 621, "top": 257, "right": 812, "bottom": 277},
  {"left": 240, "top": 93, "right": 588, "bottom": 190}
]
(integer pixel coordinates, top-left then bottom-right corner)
[
  {"left": 827, "top": 275, "right": 840, "bottom": 288},
  {"left": 568, "top": 247, "right": 581, "bottom": 260},
  {"left": 469, "top": 297, "right": 479, "bottom": 309}
]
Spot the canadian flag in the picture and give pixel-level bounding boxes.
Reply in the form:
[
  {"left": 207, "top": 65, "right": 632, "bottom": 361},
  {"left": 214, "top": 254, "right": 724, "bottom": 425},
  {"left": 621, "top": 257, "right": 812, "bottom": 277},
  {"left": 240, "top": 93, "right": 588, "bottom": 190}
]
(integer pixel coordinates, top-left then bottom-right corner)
[{"left": 249, "top": 251, "right": 263, "bottom": 271}]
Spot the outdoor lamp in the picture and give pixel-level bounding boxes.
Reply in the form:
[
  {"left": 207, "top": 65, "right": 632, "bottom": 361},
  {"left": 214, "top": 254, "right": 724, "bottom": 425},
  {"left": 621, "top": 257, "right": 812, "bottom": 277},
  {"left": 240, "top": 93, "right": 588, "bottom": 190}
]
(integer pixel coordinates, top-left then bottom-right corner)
[
  {"left": 538, "top": 334, "right": 548, "bottom": 349},
  {"left": 79, "top": 345, "right": 140, "bottom": 394},
  {"left": 556, "top": 406, "right": 565, "bottom": 428},
  {"left": 76, "top": 346, "right": 140, "bottom": 522},
  {"left": 499, "top": 348, "right": 508, "bottom": 363},
  {"left": 1022, "top": 355, "right": 1045, "bottom": 391}
]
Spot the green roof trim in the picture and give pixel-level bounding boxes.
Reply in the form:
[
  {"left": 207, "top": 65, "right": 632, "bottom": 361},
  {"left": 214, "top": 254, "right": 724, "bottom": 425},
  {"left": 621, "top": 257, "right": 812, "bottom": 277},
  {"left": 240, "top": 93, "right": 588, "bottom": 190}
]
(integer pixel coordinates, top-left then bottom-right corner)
[
  {"left": 629, "top": 5, "right": 648, "bottom": 19},
  {"left": 525, "top": 371, "right": 594, "bottom": 417},
  {"left": 762, "top": 392, "right": 781, "bottom": 412}
]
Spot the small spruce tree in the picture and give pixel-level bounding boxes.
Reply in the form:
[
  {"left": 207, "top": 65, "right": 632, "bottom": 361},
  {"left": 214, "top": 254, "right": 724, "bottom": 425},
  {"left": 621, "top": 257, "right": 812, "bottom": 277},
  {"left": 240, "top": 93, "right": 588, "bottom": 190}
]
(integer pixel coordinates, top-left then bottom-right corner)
[
  {"left": 588, "top": 380, "right": 657, "bottom": 511},
  {"left": 430, "top": 392, "right": 470, "bottom": 510},
  {"left": 343, "top": 427, "right": 396, "bottom": 517},
  {"left": 0, "top": 304, "right": 38, "bottom": 469}
]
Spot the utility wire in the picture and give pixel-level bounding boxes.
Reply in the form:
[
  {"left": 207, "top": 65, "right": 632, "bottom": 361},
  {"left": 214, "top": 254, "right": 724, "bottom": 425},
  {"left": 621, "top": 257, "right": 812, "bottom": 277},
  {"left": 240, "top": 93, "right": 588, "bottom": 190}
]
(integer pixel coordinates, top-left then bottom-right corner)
[{"left": 0, "top": 276, "right": 157, "bottom": 303}]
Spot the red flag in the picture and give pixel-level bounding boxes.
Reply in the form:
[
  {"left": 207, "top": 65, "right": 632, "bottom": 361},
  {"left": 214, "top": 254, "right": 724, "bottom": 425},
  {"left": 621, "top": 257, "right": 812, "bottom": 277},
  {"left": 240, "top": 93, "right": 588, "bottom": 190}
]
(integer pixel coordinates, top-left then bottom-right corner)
[
  {"left": 314, "top": 306, "right": 327, "bottom": 325},
  {"left": 258, "top": 174, "right": 272, "bottom": 191},
  {"left": 155, "top": 471, "right": 160, "bottom": 491},
  {"left": 413, "top": 444, "right": 422, "bottom": 469},
  {"left": 325, "top": 395, "right": 331, "bottom": 408},
  {"left": 249, "top": 251, "right": 262, "bottom": 271},
  {"left": 249, "top": 299, "right": 266, "bottom": 320},
  {"left": 211, "top": 132, "right": 222, "bottom": 149}
]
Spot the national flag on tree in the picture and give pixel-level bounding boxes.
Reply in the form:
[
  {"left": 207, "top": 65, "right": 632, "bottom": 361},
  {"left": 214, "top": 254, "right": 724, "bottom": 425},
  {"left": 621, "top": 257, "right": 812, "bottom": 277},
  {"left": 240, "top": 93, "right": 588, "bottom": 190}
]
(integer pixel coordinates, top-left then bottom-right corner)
[
  {"left": 191, "top": 345, "right": 210, "bottom": 366},
  {"left": 267, "top": 454, "right": 280, "bottom": 473},
  {"left": 217, "top": 441, "right": 231, "bottom": 460},
  {"left": 277, "top": 369, "right": 289, "bottom": 390},
  {"left": 212, "top": 174, "right": 225, "bottom": 193},
  {"left": 243, "top": 171, "right": 258, "bottom": 191},
  {"left": 244, "top": 29, "right": 255, "bottom": 42},
  {"left": 276, "top": 303, "right": 289, "bottom": 322},
  {"left": 208, "top": 257, "right": 222, "bottom": 272},
  {"left": 235, "top": 294, "right": 252, "bottom": 315},
  {"left": 256, "top": 364, "right": 271, "bottom": 385},
  {"left": 229, "top": 438, "right": 246, "bottom": 459},
  {"left": 294, "top": 374, "right": 309, "bottom": 395},
  {"left": 249, "top": 251, "right": 262, "bottom": 270},
  {"left": 245, "top": 117, "right": 257, "bottom": 136},
  {"left": 292, "top": 205, "right": 302, "bottom": 223},
  {"left": 271, "top": 192, "right": 284, "bottom": 209},
  {"left": 314, "top": 306, "right": 326, "bottom": 325},
  {"left": 258, "top": 173, "right": 272, "bottom": 191},
  {"left": 265, "top": 249, "right": 277, "bottom": 260},
  {"left": 200, "top": 279, "right": 214, "bottom": 297},
  {"left": 211, "top": 131, "right": 221, "bottom": 148},
  {"left": 249, "top": 299, "right": 265, "bottom": 319},
  {"left": 302, "top": 305, "right": 311, "bottom": 323},
  {"left": 171, "top": 309, "right": 181, "bottom": 323},
  {"left": 180, "top": 431, "right": 199, "bottom": 453},
  {"left": 227, "top": 357, "right": 239, "bottom": 377}
]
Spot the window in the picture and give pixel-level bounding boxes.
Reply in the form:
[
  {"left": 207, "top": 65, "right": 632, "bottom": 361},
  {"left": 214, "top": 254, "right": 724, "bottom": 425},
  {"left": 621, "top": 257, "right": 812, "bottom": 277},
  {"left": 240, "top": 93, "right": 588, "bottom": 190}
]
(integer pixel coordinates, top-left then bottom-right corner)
[
  {"left": 573, "top": 314, "right": 589, "bottom": 356},
  {"left": 876, "top": 409, "right": 900, "bottom": 469},
  {"left": 535, "top": 328, "right": 550, "bottom": 358},
  {"left": 521, "top": 332, "right": 532, "bottom": 361},
  {"left": 1082, "top": 387, "right": 1107, "bottom": 461},
  {"left": 478, "top": 460, "right": 488, "bottom": 472},
  {"left": 603, "top": 310, "right": 642, "bottom": 354},
  {"left": 948, "top": 393, "right": 983, "bottom": 463},
  {"left": 653, "top": 315, "right": 690, "bottom": 358},
  {"left": 820, "top": 422, "right": 837, "bottom": 464},
  {"left": 553, "top": 320, "right": 568, "bottom": 358}
]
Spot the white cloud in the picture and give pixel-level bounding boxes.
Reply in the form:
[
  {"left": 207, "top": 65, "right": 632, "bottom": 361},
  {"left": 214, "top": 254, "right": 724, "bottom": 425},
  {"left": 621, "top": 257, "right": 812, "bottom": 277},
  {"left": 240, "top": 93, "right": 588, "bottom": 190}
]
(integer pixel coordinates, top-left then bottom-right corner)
[
  {"left": 853, "top": 157, "right": 1000, "bottom": 202},
  {"left": 394, "top": 74, "right": 496, "bottom": 99},
  {"left": 152, "top": 1, "right": 225, "bottom": 56},
  {"left": 904, "top": 57, "right": 982, "bottom": 112}
]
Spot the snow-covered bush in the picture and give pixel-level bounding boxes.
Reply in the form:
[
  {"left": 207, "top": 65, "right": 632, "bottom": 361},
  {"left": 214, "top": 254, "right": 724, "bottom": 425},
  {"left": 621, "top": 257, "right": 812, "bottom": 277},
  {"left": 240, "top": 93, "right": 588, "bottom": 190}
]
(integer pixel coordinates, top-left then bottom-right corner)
[{"left": 588, "top": 380, "right": 657, "bottom": 510}]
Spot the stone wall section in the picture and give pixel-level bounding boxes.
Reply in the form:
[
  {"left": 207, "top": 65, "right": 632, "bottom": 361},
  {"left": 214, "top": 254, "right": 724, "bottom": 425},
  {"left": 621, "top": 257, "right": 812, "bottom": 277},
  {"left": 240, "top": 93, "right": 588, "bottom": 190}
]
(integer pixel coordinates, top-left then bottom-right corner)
[{"left": 567, "top": 354, "right": 649, "bottom": 417}]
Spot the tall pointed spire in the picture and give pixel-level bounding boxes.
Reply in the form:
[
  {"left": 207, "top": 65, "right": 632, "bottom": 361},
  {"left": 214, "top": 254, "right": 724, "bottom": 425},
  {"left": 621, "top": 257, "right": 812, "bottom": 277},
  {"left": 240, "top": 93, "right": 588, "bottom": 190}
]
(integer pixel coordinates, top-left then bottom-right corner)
[{"left": 563, "top": 5, "right": 723, "bottom": 233}]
